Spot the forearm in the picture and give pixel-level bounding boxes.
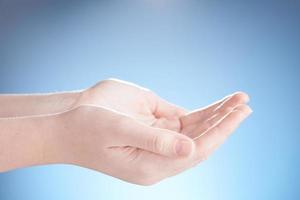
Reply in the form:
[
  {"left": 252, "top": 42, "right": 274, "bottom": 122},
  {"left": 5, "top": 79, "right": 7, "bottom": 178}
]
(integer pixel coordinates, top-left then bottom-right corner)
[
  {"left": 0, "top": 114, "right": 63, "bottom": 172},
  {"left": 0, "top": 91, "right": 84, "bottom": 118}
]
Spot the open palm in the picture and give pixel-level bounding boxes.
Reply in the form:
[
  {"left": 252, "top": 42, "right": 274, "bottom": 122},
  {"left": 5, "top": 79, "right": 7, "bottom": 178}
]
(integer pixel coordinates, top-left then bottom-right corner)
[
  {"left": 83, "top": 79, "right": 249, "bottom": 136},
  {"left": 80, "top": 79, "right": 251, "bottom": 183}
]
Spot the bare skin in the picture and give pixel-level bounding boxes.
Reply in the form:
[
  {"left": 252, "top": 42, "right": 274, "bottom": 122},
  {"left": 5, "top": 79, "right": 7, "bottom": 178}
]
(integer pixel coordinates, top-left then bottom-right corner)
[{"left": 0, "top": 79, "right": 252, "bottom": 185}]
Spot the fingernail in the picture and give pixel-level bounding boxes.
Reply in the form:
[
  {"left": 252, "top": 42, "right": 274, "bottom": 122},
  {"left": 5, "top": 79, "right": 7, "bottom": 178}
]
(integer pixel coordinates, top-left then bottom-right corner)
[
  {"left": 175, "top": 139, "right": 193, "bottom": 157},
  {"left": 249, "top": 108, "right": 253, "bottom": 114},
  {"left": 244, "top": 93, "right": 250, "bottom": 103},
  {"left": 246, "top": 107, "right": 253, "bottom": 116}
]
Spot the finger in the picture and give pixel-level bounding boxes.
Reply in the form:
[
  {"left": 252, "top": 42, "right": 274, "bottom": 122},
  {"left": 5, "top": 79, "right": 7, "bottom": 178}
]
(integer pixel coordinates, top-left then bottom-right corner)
[
  {"left": 214, "top": 92, "right": 250, "bottom": 114},
  {"left": 186, "top": 105, "right": 236, "bottom": 139},
  {"left": 181, "top": 92, "right": 249, "bottom": 127},
  {"left": 180, "top": 92, "right": 249, "bottom": 136},
  {"left": 118, "top": 119, "right": 195, "bottom": 158},
  {"left": 180, "top": 95, "right": 230, "bottom": 126},
  {"left": 193, "top": 104, "right": 252, "bottom": 162}
]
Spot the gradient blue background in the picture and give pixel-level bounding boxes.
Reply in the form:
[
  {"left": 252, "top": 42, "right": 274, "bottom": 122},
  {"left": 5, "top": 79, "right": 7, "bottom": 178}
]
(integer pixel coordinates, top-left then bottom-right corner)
[{"left": 0, "top": 0, "right": 299, "bottom": 199}]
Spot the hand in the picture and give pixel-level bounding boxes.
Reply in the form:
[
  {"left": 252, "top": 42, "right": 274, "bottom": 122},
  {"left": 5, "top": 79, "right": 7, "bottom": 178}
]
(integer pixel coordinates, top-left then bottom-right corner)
[{"left": 52, "top": 79, "right": 252, "bottom": 185}]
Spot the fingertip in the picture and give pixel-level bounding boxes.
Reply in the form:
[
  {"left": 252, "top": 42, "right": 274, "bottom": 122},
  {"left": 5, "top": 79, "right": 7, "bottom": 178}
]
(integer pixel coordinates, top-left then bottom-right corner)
[
  {"left": 232, "top": 104, "right": 253, "bottom": 119},
  {"left": 232, "top": 104, "right": 253, "bottom": 121},
  {"left": 232, "top": 91, "right": 250, "bottom": 103}
]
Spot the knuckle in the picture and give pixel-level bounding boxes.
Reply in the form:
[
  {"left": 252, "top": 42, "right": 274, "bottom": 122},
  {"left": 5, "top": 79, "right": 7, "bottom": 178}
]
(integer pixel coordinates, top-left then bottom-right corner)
[
  {"left": 150, "top": 135, "right": 164, "bottom": 153},
  {"left": 98, "top": 78, "right": 116, "bottom": 85},
  {"left": 94, "top": 79, "right": 119, "bottom": 89}
]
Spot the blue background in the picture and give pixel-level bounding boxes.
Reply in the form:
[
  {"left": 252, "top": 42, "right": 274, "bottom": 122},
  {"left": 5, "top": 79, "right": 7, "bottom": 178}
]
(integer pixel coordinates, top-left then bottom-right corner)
[{"left": 0, "top": 0, "right": 299, "bottom": 199}]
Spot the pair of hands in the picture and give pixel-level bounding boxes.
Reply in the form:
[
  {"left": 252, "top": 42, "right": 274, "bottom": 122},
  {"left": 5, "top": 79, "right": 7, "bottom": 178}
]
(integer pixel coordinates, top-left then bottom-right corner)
[{"left": 46, "top": 79, "right": 252, "bottom": 185}]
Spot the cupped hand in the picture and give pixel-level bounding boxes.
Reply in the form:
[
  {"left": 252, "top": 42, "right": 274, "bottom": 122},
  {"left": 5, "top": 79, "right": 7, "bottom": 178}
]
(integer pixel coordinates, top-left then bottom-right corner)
[{"left": 58, "top": 79, "right": 252, "bottom": 185}]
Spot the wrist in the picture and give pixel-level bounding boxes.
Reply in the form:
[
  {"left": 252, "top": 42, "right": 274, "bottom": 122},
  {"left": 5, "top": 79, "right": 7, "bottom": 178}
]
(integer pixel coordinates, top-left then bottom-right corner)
[
  {"left": 42, "top": 107, "right": 88, "bottom": 166},
  {"left": 41, "top": 112, "right": 73, "bottom": 165}
]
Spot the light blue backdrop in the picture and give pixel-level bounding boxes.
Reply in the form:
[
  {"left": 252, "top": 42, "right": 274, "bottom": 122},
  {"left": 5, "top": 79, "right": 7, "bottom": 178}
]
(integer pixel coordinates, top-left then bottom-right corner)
[{"left": 0, "top": 0, "right": 299, "bottom": 199}]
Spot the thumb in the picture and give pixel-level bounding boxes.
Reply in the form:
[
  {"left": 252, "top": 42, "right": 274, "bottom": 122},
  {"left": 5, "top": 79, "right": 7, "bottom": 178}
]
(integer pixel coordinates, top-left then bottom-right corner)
[{"left": 120, "top": 121, "right": 195, "bottom": 158}]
